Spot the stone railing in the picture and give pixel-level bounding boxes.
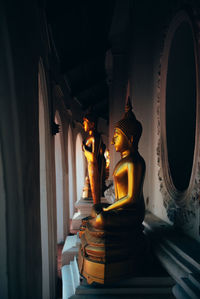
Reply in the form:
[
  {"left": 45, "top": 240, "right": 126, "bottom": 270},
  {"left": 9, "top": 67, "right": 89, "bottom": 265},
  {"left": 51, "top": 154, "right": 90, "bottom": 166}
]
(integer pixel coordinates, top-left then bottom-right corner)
[{"left": 144, "top": 211, "right": 200, "bottom": 299}]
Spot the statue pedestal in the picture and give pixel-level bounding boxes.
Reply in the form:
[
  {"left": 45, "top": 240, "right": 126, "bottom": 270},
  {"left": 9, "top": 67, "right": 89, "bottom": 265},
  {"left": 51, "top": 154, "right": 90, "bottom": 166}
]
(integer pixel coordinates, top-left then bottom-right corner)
[
  {"left": 71, "top": 197, "right": 108, "bottom": 230},
  {"left": 78, "top": 222, "right": 148, "bottom": 284}
]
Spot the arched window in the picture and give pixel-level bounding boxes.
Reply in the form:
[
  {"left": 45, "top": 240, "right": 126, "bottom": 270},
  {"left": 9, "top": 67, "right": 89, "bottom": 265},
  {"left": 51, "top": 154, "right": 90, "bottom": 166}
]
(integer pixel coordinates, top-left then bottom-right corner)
[
  {"left": 68, "top": 125, "right": 75, "bottom": 218},
  {"left": 75, "top": 133, "right": 85, "bottom": 202},
  {"left": 157, "top": 11, "right": 200, "bottom": 227}
]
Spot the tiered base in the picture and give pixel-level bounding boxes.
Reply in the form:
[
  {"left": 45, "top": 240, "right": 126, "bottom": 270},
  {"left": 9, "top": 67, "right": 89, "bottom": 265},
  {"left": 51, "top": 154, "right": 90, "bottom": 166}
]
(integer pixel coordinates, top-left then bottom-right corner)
[{"left": 78, "top": 221, "right": 148, "bottom": 284}]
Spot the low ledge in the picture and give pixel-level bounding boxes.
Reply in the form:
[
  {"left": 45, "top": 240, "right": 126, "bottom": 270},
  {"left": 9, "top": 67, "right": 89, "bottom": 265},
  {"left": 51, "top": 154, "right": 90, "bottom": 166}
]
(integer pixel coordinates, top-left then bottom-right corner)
[
  {"left": 144, "top": 211, "right": 200, "bottom": 299},
  {"left": 62, "top": 257, "right": 175, "bottom": 299},
  {"left": 62, "top": 234, "right": 80, "bottom": 266}
]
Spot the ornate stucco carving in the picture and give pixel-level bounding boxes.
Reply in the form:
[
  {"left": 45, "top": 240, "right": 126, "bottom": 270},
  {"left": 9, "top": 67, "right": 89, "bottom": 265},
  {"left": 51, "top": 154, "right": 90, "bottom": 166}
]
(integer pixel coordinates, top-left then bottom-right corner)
[{"left": 156, "top": 9, "right": 200, "bottom": 228}]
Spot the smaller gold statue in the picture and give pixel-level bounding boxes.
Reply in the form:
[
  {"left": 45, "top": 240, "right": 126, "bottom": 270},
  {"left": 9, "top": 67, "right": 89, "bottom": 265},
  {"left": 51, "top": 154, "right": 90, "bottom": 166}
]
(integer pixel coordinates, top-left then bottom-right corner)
[
  {"left": 104, "top": 149, "right": 110, "bottom": 180},
  {"left": 82, "top": 176, "right": 92, "bottom": 199},
  {"left": 79, "top": 98, "right": 147, "bottom": 284},
  {"left": 82, "top": 110, "right": 106, "bottom": 204}
]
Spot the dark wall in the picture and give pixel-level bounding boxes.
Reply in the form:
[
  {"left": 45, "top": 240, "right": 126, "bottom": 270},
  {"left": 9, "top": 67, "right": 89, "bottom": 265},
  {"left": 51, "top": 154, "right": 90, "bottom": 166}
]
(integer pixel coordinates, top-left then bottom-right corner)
[{"left": 0, "top": 1, "right": 51, "bottom": 298}]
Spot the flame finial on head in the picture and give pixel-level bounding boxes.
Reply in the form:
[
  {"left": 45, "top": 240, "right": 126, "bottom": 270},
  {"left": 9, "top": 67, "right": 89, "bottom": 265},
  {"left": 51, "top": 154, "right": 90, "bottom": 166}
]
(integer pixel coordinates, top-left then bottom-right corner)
[
  {"left": 122, "top": 96, "right": 136, "bottom": 121},
  {"left": 125, "top": 96, "right": 132, "bottom": 113}
]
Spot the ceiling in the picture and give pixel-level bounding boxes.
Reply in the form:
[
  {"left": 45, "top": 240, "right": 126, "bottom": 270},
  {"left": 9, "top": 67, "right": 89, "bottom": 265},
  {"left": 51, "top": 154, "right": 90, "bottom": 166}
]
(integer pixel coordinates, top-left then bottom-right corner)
[{"left": 46, "top": 0, "right": 116, "bottom": 121}]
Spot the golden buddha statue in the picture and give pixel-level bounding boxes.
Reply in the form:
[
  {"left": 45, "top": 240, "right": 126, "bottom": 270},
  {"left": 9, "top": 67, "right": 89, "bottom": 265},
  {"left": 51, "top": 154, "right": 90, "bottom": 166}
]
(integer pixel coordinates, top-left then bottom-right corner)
[
  {"left": 78, "top": 98, "right": 147, "bottom": 284},
  {"left": 82, "top": 110, "right": 106, "bottom": 204}
]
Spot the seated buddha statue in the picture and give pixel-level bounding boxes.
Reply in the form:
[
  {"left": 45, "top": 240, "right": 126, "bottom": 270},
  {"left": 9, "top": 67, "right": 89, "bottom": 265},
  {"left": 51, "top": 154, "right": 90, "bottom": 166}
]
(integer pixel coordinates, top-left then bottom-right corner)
[
  {"left": 78, "top": 98, "right": 147, "bottom": 284},
  {"left": 82, "top": 110, "right": 106, "bottom": 204}
]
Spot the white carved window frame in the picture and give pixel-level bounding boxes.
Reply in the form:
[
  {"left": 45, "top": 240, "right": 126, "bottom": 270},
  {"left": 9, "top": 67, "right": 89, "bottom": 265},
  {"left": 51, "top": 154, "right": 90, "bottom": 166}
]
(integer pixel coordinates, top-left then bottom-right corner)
[{"left": 157, "top": 10, "right": 200, "bottom": 228}]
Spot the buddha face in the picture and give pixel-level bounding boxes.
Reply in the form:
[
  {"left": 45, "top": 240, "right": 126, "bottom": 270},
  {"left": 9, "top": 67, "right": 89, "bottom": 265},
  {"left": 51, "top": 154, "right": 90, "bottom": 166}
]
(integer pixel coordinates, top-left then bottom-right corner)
[
  {"left": 112, "top": 128, "right": 130, "bottom": 152},
  {"left": 83, "top": 118, "right": 95, "bottom": 132},
  {"left": 83, "top": 119, "right": 89, "bottom": 132}
]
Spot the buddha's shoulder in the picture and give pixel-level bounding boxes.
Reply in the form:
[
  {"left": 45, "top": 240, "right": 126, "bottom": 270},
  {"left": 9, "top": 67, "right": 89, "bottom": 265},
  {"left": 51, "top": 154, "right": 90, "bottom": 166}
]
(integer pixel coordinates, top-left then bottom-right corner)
[
  {"left": 114, "top": 157, "right": 134, "bottom": 171},
  {"left": 125, "top": 154, "right": 145, "bottom": 169},
  {"left": 85, "top": 135, "right": 94, "bottom": 142}
]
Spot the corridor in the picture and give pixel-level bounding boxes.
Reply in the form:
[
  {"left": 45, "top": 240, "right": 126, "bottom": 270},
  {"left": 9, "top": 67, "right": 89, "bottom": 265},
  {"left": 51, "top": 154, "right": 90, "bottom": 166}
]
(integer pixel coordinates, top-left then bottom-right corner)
[{"left": 1, "top": 1, "right": 200, "bottom": 299}]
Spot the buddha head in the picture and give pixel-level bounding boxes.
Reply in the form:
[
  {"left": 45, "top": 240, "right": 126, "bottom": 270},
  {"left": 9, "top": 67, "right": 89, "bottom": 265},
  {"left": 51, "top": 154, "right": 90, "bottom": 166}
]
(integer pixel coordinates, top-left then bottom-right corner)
[
  {"left": 83, "top": 108, "right": 97, "bottom": 133},
  {"left": 112, "top": 97, "right": 142, "bottom": 152}
]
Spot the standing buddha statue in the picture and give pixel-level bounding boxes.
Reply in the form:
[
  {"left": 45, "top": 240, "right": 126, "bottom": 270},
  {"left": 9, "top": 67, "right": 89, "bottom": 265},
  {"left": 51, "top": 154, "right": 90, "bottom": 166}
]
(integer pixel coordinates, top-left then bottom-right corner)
[
  {"left": 82, "top": 110, "right": 106, "bottom": 204},
  {"left": 78, "top": 98, "right": 147, "bottom": 284}
]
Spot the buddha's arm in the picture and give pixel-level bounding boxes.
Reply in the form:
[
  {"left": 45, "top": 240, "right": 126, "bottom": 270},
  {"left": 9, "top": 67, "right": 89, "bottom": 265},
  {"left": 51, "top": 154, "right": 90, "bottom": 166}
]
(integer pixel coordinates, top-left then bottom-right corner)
[
  {"left": 84, "top": 148, "right": 95, "bottom": 162},
  {"left": 103, "top": 162, "right": 141, "bottom": 212},
  {"left": 83, "top": 136, "right": 96, "bottom": 162},
  {"left": 85, "top": 136, "right": 95, "bottom": 152}
]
